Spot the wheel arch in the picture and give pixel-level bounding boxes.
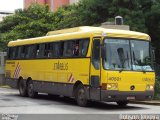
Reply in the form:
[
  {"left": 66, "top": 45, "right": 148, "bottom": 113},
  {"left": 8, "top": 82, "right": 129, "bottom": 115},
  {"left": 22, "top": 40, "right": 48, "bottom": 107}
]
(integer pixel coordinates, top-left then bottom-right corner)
[
  {"left": 17, "top": 76, "right": 23, "bottom": 88},
  {"left": 72, "top": 80, "right": 83, "bottom": 97},
  {"left": 26, "top": 77, "right": 32, "bottom": 85}
]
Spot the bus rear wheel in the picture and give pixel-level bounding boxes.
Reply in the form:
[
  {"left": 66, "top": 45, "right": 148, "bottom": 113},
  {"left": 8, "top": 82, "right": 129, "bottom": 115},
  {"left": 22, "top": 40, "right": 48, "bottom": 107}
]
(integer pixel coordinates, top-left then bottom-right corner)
[
  {"left": 18, "top": 80, "right": 27, "bottom": 97},
  {"left": 75, "top": 85, "right": 88, "bottom": 107},
  {"left": 27, "top": 80, "right": 38, "bottom": 98},
  {"left": 117, "top": 101, "right": 128, "bottom": 106}
]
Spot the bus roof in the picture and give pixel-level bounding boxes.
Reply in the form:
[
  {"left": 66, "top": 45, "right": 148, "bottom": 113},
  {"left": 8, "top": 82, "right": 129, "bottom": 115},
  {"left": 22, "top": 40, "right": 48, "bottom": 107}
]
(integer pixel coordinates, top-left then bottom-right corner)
[{"left": 8, "top": 26, "right": 150, "bottom": 47}]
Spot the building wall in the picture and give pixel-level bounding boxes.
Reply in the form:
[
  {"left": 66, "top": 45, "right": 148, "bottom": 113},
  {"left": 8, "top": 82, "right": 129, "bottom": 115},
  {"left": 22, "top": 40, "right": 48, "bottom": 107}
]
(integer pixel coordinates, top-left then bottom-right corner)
[
  {"left": 24, "top": 0, "right": 79, "bottom": 11},
  {"left": 0, "top": 52, "right": 7, "bottom": 85},
  {"left": 53, "top": 0, "right": 69, "bottom": 11},
  {"left": 24, "top": 0, "right": 46, "bottom": 9}
]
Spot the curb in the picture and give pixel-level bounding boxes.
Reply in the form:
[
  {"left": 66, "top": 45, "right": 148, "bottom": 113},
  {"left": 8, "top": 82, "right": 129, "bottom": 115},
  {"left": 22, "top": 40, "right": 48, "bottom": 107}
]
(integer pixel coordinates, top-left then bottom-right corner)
[
  {"left": 130, "top": 101, "right": 160, "bottom": 106},
  {"left": 0, "top": 85, "right": 10, "bottom": 88}
]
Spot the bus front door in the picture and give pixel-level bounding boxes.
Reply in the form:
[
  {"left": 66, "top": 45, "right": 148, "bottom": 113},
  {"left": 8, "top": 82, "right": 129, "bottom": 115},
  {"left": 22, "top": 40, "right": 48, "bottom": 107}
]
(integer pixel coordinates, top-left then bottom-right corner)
[{"left": 89, "top": 38, "right": 101, "bottom": 101}]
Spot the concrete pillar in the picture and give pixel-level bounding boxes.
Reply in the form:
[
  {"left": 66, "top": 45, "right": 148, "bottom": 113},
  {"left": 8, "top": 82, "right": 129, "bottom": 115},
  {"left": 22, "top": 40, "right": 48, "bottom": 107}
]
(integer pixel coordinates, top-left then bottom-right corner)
[{"left": 0, "top": 52, "right": 7, "bottom": 85}]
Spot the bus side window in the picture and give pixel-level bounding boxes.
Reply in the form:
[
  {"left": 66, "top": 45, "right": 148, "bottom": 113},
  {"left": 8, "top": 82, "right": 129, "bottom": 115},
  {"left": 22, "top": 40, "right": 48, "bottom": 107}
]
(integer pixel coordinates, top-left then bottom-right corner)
[
  {"left": 64, "top": 41, "right": 73, "bottom": 57},
  {"left": 41, "top": 43, "right": 54, "bottom": 58},
  {"left": 12, "top": 47, "right": 17, "bottom": 59},
  {"left": 39, "top": 44, "right": 45, "bottom": 58},
  {"left": 79, "top": 39, "right": 89, "bottom": 57},
  {"left": 20, "top": 46, "right": 25, "bottom": 59},
  {"left": 7, "top": 48, "right": 11, "bottom": 59},
  {"left": 42, "top": 43, "right": 48, "bottom": 58},
  {"left": 15, "top": 47, "right": 21, "bottom": 59},
  {"left": 47, "top": 43, "right": 53, "bottom": 58},
  {"left": 92, "top": 39, "right": 100, "bottom": 69},
  {"left": 28, "top": 45, "right": 36, "bottom": 58},
  {"left": 59, "top": 42, "right": 64, "bottom": 57},
  {"left": 52, "top": 42, "right": 59, "bottom": 58},
  {"left": 8, "top": 47, "right": 16, "bottom": 60},
  {"left": 73, "top": 40, "right": 79, "bottom": 57},
  {"left": 25, "top": 46, "right": 30, "bottom": 59},
  {"left": 35, "top": 44, "right": 40, "bottom": 58}
]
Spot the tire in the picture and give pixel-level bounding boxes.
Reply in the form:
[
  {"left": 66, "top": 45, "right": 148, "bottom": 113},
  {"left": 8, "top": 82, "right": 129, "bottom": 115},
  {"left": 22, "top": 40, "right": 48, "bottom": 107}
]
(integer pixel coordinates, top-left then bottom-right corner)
[
  {"left": 117, "top": 101, "right": 128, "bottom": 106},
  {"left": 18, "top": 79, "right": 27, "bottom": 97},
  {"left": 27, "top": 80, "right": 38, "bottom": 98},
  {"left": 75, "top": 84, "right": 88, "bottom": 107}
]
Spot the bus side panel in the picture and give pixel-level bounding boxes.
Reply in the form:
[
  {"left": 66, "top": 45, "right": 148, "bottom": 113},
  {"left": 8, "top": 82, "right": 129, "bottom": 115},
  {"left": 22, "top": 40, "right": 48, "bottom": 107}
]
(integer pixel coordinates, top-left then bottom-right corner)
[
  {"left": 6, "top": 58, "right": 90, "bottom": 97},
  {"left": 5, "top": 60, "right": 20, "bottom": 88}
]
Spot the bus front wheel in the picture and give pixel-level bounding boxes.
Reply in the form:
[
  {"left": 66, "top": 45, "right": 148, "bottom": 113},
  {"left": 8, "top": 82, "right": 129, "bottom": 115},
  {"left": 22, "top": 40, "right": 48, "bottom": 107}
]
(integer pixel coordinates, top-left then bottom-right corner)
[
  {"left": 27, "top": 80, "right": 38, "bottom": 98},
  {"left": 18, "top": 80, "right": 27, "bottom": 97},
  {"left": 117, "top": 101, "right": 128, "bottom": 106},
  {"left": 75, "top": 85, "right": 88, "bottom": 107}
]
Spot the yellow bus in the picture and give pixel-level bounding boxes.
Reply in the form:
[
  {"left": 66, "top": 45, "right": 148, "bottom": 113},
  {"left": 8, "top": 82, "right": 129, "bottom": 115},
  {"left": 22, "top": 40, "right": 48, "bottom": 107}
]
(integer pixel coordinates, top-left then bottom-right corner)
[{"left": 5, "top": 26, "right": 155, "bottom": 107}]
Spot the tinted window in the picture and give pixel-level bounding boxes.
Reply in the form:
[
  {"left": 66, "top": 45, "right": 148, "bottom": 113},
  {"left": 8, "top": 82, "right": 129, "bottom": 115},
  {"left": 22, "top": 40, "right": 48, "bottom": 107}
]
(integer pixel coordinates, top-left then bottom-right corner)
[
  {"left": 73, "top": 40, "right": 79, "bottom": 56},
  {"left": 52, "top": 42, "right": 59, "bottom": 58},
  {"left": 35, "top": 44, "right": 40, "bottom": 58},
  {"left": 79, "top": 39, "right": 89, "bottom": 56},
  {"left": 64, "top": 41, "right": 74, "bottom": 57},
  {"left": 92, "top": 39, "right": 100, "bottom": 69},
  {"left": 14, "top": 47, "right": 19, "bottom": 59},
  {"left": 28, "top": 45, "right": 36, "bottom": 58},
  {"left": 7, "top": 47, "right": 20, "bottom": 59},
  {"left": 7, "top": 47, "right": 13, "bottom": 59},
  {"left": 11, "top": 47, "right": 16, "bottom": 59},
  {"left": 25, "top": 46, "right": 30, "bottom": 59},
  {"left": 7, "top": 38, "right": 89, "bottom": 59},
  {"left": 59, "top": 42, "right": 64, "bottom": 57},
  {"left": 20, "top": 46, "right": 29, "bottom": 59},
  {"left": 63, "top": 38, "right": 89, "bottom": 58}
]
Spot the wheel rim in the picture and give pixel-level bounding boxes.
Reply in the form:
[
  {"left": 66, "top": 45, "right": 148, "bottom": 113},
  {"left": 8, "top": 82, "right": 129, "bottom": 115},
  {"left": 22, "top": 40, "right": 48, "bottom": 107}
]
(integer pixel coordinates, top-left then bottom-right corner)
[
  {"left": 77, "top": 89, "right": 85, "bottom": 104},
  {"left": 28, "top": 82, "right": 34, "bottom": 96},
  {"left": 19, "top": 81, "right": 25, "bottom": 94}
]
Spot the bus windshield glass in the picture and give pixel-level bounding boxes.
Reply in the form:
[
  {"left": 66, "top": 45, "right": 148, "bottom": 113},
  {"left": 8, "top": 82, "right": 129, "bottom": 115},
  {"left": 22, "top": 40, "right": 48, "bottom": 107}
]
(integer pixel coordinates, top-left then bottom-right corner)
[{"left": 103, "top": 38, "right": 154, "bottom": 71}]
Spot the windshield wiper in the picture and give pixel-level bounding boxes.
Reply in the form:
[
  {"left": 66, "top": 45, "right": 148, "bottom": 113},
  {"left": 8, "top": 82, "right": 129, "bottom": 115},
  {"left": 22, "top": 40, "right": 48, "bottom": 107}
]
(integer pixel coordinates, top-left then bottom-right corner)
[
  {"left": 142, "top": 67, "right": 146, "bottom": 73},
  {"left": 119, "top": 68, "right": 124, "bottom": 73}
]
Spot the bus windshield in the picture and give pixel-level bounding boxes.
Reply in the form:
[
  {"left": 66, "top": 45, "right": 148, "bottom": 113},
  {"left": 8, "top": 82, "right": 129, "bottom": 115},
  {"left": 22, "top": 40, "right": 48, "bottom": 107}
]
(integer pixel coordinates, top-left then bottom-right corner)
[{"left": 103, "top": 38, "right": 154, "bottom": 72}]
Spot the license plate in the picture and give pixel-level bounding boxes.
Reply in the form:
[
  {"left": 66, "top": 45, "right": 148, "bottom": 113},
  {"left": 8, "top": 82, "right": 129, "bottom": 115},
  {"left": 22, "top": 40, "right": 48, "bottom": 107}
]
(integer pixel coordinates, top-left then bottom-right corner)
[{"left": 127, "top": 96, "right": 135, "bottom": 100}]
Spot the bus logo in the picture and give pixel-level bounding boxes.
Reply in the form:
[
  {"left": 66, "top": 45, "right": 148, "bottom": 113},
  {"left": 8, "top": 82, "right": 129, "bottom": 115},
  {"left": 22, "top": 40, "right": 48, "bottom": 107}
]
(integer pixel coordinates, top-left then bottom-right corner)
[{"left": 130, "top": 85, "right": 135, "bottom": 90}]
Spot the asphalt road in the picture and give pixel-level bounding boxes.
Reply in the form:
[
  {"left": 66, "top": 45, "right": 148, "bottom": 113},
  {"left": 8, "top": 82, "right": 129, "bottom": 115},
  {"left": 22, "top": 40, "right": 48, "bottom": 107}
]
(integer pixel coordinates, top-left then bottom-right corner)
[{"left": 0, "top": 88, "right": 160, "bottom": 120}]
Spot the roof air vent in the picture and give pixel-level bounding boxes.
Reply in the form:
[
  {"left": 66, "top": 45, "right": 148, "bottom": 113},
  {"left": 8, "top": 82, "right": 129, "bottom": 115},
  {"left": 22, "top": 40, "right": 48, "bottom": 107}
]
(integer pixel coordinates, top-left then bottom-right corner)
[{"left": 115, "top": 16, "right": 123, "bottom": 25}]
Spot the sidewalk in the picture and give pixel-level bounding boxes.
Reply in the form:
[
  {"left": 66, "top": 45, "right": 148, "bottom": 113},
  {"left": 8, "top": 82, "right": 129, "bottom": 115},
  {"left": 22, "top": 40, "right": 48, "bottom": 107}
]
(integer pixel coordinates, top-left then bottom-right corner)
[
  {"left": 0, "top": 85, "right": 10, "bottom": 88},
  {"left": 130, "top": 100, "right": 160, "bottom": 106}
]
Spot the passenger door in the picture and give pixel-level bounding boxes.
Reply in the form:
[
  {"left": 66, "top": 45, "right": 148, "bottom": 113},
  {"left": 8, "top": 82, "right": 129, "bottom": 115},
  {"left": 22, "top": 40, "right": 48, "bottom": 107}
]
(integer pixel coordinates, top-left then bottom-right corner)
[{"left": 89, "top": 38, "right": 101, "bottom": 100}]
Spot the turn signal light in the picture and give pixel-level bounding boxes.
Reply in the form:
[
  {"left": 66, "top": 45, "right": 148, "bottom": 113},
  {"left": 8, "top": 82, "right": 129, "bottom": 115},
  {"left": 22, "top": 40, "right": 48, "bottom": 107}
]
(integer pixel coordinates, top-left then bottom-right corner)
[
  {"left": 146, "top": 84, "right": 154, "bottom": 91},
  {"left": 101, "top": 83, "right": 107, "bottom": 90},
  {"left": 107, "top": 83, "right": 118, "bottom": 90}
]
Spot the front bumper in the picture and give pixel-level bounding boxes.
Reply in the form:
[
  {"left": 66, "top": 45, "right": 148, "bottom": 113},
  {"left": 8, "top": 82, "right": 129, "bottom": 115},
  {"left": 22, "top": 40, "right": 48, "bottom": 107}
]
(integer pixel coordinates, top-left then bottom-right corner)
[{"left": 101, "top": 90, "right": 154, "bottom": 102}]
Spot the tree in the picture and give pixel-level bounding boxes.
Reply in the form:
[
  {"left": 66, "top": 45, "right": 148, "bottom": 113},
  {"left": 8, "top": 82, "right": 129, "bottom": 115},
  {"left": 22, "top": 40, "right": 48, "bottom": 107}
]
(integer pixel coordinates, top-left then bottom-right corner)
[
  {"left": 145, "top": 0, "right": 160, "bottom": 63},
  {"left": 0, "top": 4, "right": 55, "bottom": 51}
]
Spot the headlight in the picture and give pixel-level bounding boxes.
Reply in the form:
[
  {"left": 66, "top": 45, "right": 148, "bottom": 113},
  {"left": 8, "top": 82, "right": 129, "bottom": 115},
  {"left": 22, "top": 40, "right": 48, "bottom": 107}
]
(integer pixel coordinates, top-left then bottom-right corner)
[
  {"left": 146, "top": 84, "right": 154, "bottom": 91},
  {"left": 107, "top": 83, "right": 118, "bottom": 90}
]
